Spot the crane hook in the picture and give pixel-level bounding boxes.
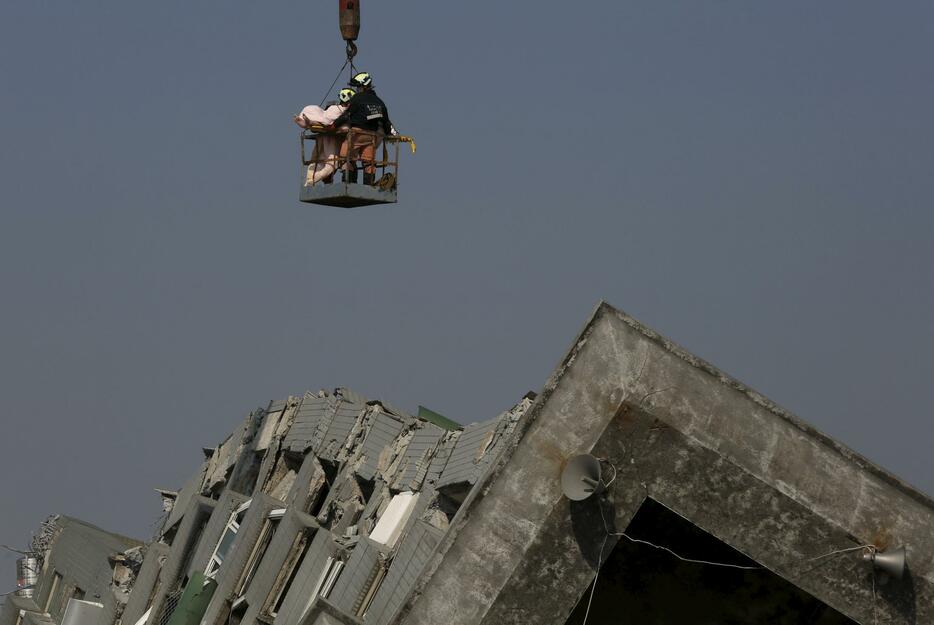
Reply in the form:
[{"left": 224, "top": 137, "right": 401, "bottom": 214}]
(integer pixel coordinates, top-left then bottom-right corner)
[{"left": 346, "top": 40, "right": 358, "bottom": 61}]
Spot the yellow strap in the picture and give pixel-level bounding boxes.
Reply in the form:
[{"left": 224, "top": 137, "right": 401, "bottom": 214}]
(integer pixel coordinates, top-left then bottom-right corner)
[{"left": 395, "top": 136, "right": 417, "bottom": 154}]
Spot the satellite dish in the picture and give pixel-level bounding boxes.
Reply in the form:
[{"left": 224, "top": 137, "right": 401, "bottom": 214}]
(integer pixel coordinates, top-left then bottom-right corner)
[
  {"left": 561, "top": 454, "right": 604, "bottom": 501},
  {"left": 864, "top": 546, "right": 907, "bottom": 579}
]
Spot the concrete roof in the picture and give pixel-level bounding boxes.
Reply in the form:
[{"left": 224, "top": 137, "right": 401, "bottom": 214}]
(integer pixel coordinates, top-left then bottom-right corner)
[{"left": 395, "top": 301, "right": 934, "bottom": 625}]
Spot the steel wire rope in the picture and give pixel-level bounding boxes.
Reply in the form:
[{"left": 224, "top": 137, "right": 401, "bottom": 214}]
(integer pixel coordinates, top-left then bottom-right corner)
[
  {"left": 318, "top": 57, "right": 351, "bottom": 107},
  {"left": 579, "top": 459, "right": 879, "bottom": 625}
]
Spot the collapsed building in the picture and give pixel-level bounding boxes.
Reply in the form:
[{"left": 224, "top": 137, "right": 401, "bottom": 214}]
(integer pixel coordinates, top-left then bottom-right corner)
[
  {"left": 3, "top": 302, "right": 933, "bottom": 624},
  {"left": 2, "top": 517, "right": 143, "bottom": 625}
]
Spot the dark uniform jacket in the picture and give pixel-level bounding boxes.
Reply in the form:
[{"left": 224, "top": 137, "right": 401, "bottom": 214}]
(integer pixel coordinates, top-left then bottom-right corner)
[{"left": 333, "top": 90, "right": 392, "bottom": 134}]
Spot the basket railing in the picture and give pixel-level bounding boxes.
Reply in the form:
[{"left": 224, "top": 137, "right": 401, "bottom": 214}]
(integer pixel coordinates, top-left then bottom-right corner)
[{"left": 300, "top": 127, "right": 401, "bottom": 186}]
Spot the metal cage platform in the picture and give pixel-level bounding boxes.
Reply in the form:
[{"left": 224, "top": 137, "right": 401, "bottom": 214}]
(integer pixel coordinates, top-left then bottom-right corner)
[{"left": 299, "top": 128, "right": 401, "bottom": 208}]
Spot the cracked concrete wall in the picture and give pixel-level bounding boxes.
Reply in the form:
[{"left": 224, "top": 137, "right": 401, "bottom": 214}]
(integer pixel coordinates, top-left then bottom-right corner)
[
  {"left": 394, "top": 302, "right": 934, "bottom": 625},
  {"left": 299, "top": 600, "right": 361, "bottom": 625},
  {"left": 121, "top": 542, "right": 170, "bottom": 625}
]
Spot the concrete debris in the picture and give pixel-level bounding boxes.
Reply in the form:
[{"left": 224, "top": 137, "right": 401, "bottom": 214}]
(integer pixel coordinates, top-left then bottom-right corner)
[
  {"left": 29, "top": 515, "right": 61, "bottom": 563},
  {"left": 154, "top": 491, "right": 178, "bottom": 514},
  {"left": 110, "top": 546, "right": 145, "bottom": 605},
  {"left": 59, "top": 388, "right": 531, "bottom": 625}
]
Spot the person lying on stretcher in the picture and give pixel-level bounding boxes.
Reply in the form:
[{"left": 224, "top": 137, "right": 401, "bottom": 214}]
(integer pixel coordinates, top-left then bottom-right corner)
[{"left": 293, "top": 88, "right": 355, "bottom": 187}]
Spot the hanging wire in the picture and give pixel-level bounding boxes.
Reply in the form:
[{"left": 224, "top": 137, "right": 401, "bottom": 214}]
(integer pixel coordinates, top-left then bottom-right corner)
[
  {"left": 578, "top": 458, "right": 879, "bottom": 625},
  {"left": 318, "top": 57, "right": 351, "bottom": 107}
]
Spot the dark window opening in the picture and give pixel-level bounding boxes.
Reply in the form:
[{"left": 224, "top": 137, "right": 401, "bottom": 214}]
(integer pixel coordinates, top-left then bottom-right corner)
[
  {"left": 355, "top": 476, "right": 375, "bottom": 505},
  {"left": 264, "top": 452, "right": 303, "bottom": 501},
  {"left": 273, "top": 540, "right": 309, "bottom": 614},
  {"left": 265, "top": 530, "right": 314, "bottom": 617},
  {"left": 226, "top": 599, "right": 249, "bottom": 625},
  {"left": 434, "top": 491, "right": 463, "bottom": 523},
  {"left": 565, "top": 498, "right": 857, "bottom": 625},
  {"left": 437, "top": 482, "right": 471, "bottom": 507},
  {"left": 163, "top": 522, "right": 179, "bottom": 546},
  {"left": 307, "top": 460, "right": 338, "bottom": 517},
  {"left": 178, "top": 511, "right": 210, "bottom": 589},
  {"left": 230, "top": 451, "right": 265, "bottom": 495},
  {"left": 209, "top": 467, "right": 235, "bottom": 499},
  {"left": 236, "top": 516, "right": 281, "bottom": 597}
]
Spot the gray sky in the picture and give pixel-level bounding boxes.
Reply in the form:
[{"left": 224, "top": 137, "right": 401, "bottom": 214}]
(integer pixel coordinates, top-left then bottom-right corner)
[{"left": 1, "top": 1, "right": 932, "bottom": 583}]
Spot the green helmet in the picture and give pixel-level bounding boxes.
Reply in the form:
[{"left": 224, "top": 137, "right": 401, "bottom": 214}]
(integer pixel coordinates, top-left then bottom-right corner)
[
  {"left": 349, "top": 71, "right": 372, "bottom": 88},
  {"left": 338, "top": 88, "right": 356, "bottom": 104}
]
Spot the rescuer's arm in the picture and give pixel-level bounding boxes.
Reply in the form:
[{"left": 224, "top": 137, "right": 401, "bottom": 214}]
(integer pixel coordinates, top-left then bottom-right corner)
[{"left": 331, "top": 99, "right": 357, "bottom": 128}]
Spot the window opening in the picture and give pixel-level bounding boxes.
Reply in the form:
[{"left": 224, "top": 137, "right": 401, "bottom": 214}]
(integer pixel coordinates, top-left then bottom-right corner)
[
  {"left": 226, "top": 598, "right": 249, "bottom": 625},
  {"left": 235, "top": 508, "right": 286, "bottom": 597},
  {"left": 564, "top": 498, "right": 857, "bottom": 625},
  {"left": 298, "top": 557, "right": 345, "bottom": 623},
  {"left": 206, "top": 500, "right": 252, "bottom": 578},
  {"left": 177, "top": 512, "right": 209, "bottom": 588},
  {"left": 266, "top": 530, "right": 313, "bottom": 617},
  {"left": 357, "top": 563, "right": 388, "bottom": 618},
  {"left": 230, "top": 451, "right": 265, "bottom": 495},
  {"left": 355, "top": 476, "right": 375, "bottom": 505},
  {"left": 307, "top": 460, "right": 338, "bottom": 517},
  {"left": 319, "top": 559, "right": 344, "bottom": 599},
  {"left": 265, "top": 452, "right": 303, "bottom": 501}
]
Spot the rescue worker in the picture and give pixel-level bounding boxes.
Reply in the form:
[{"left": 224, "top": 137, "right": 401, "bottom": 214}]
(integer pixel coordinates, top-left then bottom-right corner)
[
  {"left": 332, "top": 72, "right": 394, "bottom": 185},
  {"left": 294, "top": 88, "right": 356, "bottom": 186}
]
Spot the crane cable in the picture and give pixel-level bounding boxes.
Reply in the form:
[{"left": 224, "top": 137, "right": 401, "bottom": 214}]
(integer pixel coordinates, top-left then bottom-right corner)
[
  {"left": 315, "top": 43, "right": 415, "bottom": 153},
  {"left": 318, "top": 39, "right": 360, "bottom": 107},
  {"left": 318, "top": 57, "right": 351, "bottom": 107}
]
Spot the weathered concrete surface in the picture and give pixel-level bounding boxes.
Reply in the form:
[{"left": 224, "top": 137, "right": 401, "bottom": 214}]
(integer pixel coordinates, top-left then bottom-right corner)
[
  {"left": 396, "top": 302, "right": 934, "bottom": 625},
  {"left": 299, "top": 599, "right": 361, "bottom": 625},
  {"left": 122, "top": 542, "right": 170, "bottom": 625}
]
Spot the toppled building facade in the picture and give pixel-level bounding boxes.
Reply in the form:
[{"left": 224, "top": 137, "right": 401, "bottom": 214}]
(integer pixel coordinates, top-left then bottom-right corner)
[
  {"left": 3, "top": 386, "right": 533, "bottom": 625},
  {"left": 1, "top": 517, "right": 143, "bottom": 625},
  {"left": 4, "top": 302, "right": 934, "bottom": 625},
  {"left": 121, "top": 387, "right": 531, "bottom": 625}
]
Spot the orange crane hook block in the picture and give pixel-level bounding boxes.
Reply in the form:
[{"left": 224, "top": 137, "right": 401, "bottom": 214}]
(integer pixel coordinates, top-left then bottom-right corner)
[{"left": 340, "top": 0, "right": 360, "bottom": 58}]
